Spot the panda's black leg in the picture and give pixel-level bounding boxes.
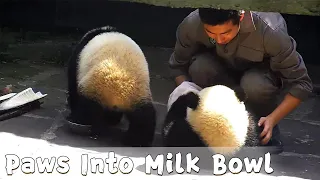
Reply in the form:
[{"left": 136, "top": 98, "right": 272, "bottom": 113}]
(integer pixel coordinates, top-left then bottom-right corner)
[
  {"left": 68, "top": 95, "right": 92, "bottom": 125},
  {"left": 74, "top": 95, "right": 106, "bottom": 136},
  {"left": 103, "top": 108, "right": 123, "bottom": 126},
  {"left": 89, "top": 105, "right": 108, "bottom": 137},
  {"left": 123, "top": 102, "right": 156, "bottom": 147}
]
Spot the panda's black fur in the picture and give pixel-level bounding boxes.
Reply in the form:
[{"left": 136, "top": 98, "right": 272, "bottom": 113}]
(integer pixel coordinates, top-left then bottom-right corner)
[
  {"left": 162, "top": 85, "right": 263, "bottom": 157},
  {"left": 66, "top": 26, "right": 156, "bottom": 147}
]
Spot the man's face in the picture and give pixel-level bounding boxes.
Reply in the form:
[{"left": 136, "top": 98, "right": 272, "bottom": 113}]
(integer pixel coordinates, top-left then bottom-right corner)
[{"left": 203, "top": 20, "right": 240, "bottom": 45}]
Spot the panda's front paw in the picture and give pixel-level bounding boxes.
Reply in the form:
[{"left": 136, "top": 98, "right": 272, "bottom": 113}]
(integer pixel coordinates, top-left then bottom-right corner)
[{"left": 122, "top": 134, "right": 152, "bottom": 147}]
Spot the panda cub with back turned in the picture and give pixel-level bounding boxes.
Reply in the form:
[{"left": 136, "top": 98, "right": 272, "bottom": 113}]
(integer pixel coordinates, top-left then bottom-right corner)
[
  {"left": 67, "top": 26, "right": 156, "bottom": 147},
  {"left": 162, "top": 84, "right": 263, "bottom": 157}
]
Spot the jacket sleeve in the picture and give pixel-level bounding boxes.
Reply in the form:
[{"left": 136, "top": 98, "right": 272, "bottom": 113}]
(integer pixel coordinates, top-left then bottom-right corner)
[
  {"left": 263, "top": 26, "right": 313, "bottom": 101},
  {"left": 168, "top": 19, "right": 200, "bottom": 78}
]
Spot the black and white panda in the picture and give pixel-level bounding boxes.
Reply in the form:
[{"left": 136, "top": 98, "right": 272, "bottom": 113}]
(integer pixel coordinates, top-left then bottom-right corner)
[
  {"left": 162, "top": 84, "right": 262, "bottom": 157},
  {"left": 66, "top": 26, "right": 156, "bottom": 147}
]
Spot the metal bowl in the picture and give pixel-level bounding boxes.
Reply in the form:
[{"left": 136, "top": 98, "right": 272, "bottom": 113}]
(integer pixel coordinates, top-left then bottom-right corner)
[{"left": 65, "top": 119, "right": 92, "bottom": 135}]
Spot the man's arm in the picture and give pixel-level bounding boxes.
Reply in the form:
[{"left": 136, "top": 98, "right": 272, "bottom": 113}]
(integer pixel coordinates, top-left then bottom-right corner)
[
  {"left": 169, "top": 16, "right": 200, "bottom": 86},
  {"left": 263, "top": 25, "right": 313, "bottom": 125}
]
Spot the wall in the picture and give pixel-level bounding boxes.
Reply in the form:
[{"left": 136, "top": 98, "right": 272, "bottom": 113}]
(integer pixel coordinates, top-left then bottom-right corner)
[{"left": 1, "top": 0, "right": 319, "bottom": 64}]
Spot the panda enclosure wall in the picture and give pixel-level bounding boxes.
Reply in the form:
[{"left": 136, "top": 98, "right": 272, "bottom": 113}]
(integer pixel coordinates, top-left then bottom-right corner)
[{"left": 0, "top": 0, "right": 320, "bottom": 66}]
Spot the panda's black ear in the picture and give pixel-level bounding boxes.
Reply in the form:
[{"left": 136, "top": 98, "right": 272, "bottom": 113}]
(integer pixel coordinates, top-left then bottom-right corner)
[{"left": 232, "top": 86, "right": 247, "bottom": 102}]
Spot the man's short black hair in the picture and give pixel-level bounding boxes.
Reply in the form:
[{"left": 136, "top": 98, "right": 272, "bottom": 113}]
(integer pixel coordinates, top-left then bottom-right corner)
[{"left": 198, "top": 8, "right": 242, "bottom": 26}]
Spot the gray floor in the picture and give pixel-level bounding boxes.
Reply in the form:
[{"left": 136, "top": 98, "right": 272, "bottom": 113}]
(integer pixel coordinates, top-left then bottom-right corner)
[{"left": 0, "top": 45, "right": 319, "bottom": 179}]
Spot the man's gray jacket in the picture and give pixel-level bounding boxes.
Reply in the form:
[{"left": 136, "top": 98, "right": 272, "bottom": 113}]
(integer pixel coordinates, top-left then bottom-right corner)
[{"left": 169, "top": 9, "right": 313, "bottom": 101}]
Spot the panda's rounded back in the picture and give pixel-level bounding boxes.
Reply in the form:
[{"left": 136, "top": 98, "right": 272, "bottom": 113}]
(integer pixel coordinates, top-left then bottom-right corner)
[
  {"left": 187, "top": 85, "right": 251, "bottom": 156},
  {"left": 77, "top": 32, "right": 152, "bottom": 110}
]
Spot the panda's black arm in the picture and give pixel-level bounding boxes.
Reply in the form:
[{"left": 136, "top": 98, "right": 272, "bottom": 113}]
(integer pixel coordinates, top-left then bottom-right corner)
[
  {"left": 162, "top": 92, "right": 199, "bottom": 126},
  {"left": 162, "top": 92, "right": 203, "bottom": 147},
  {"left": 173, "top": 92, "right": 200, "bottom": 112},
  {"left": 163, "top": 92, "right": 200, "bottom": 126},
  {"left": 163, "top": 116, "right": 203, "bottom": 146}
]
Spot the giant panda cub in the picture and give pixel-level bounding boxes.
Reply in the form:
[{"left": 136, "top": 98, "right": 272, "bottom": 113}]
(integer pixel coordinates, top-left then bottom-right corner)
[
  {"left": 67, "top": 26, "right": 156, "bottom": 147},
  {"left": 162, "top": 84, "right": 263, "bottom": 159}
]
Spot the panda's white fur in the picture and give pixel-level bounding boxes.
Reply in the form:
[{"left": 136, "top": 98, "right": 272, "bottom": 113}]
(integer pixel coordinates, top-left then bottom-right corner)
[
  {"left": 67, "top": 26, "right": 156, "bottom": 147},
  {"left": 162, "top": 84, "right": 261, "bottom": 156},
  {"left": 186, "top": 85, "right": 251, "bottom": 156},
  {"left": 77, "top": 32, "right": 151, "bottom": 110}
]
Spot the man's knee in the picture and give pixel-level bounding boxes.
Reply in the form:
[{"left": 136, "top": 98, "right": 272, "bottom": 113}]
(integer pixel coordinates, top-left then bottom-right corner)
[
  {"left": 240, "top": 68, "right": 281, "bottom": 104},
  {"left": 188, "top": 52, "right": 225, "bottom": 87}
]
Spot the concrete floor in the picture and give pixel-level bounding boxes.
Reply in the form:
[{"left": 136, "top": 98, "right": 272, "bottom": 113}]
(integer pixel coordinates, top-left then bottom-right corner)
[{"left": 0, "top": 45, "right": 319, "bottom": 179}]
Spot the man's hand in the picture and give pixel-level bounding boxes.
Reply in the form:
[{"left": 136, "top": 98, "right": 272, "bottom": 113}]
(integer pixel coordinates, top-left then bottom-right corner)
[
  {"left": 175, "top": 75, "right": 188, "bottom": 86},
  {"left": 258, "top": 93, "right": 302, "bottom": 145},
  {"left": 258, "top": 116, "right": 276, "bottom": 145}
]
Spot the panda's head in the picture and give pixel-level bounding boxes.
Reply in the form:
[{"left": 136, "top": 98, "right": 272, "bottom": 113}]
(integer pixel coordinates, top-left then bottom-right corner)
[
  {"left": 77, "top": 30, "right": 151, "bottom": 110},
  {"left": 187, "top": 85, "right": 251, "bottom": 156}
]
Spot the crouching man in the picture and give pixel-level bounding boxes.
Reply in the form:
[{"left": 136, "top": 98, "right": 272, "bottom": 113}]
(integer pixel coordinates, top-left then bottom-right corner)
[{"left": 168, "top": 8, "right": 313, "bottom": 154}]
